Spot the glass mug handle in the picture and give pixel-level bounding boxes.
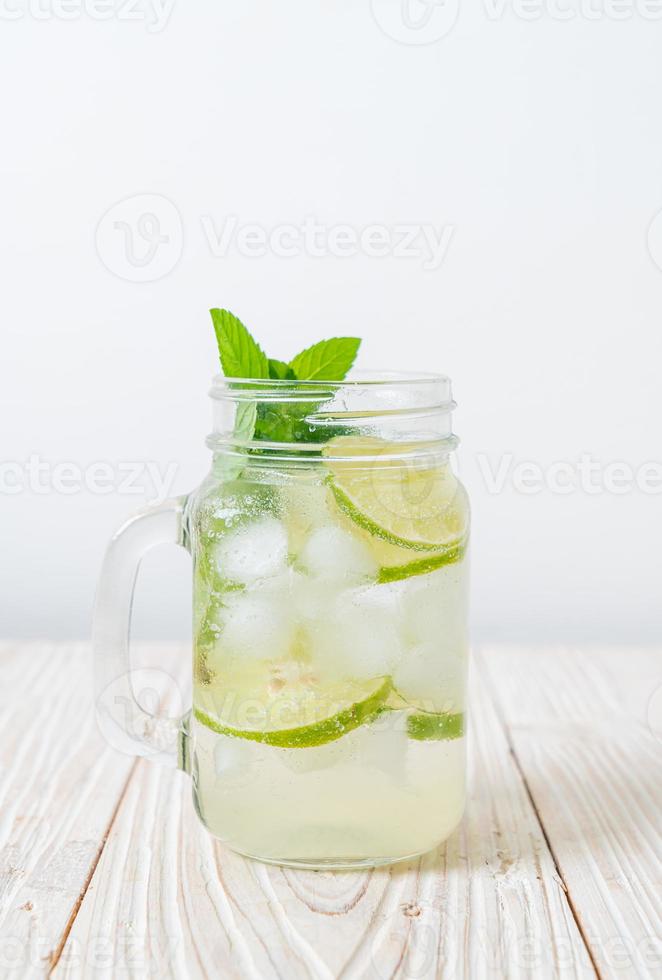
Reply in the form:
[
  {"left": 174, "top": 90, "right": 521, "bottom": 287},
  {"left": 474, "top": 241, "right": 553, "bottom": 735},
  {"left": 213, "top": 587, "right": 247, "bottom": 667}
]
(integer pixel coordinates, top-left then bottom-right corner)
[{"left": 93, "top": 496, "right": 190, "bottom": 770}]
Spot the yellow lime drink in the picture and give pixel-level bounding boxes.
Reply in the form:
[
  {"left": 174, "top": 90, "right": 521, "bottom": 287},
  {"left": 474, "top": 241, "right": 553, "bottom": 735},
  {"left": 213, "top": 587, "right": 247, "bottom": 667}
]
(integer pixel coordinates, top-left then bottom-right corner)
[{"left": 190, "top": 436, "right": 469, "bottom": 868}]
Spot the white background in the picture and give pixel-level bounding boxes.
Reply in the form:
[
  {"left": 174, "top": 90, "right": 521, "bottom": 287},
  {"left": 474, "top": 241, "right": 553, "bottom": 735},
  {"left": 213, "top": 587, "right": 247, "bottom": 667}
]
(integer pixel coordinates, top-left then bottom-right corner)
[{"left": 1, "top": 1, "right": 661, "bottom": 643}]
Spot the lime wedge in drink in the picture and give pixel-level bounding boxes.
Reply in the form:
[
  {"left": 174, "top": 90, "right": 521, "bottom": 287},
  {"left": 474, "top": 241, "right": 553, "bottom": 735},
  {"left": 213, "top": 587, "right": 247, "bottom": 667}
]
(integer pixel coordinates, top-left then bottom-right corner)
[
  {"left": 195, "top": 668, "right": 391, "bottom": 748},
  {"left": 406, "top": 710, "right": 464, "bottom": 741},
  {"left": 324, "top": 437, "right": 468, "bottom": 584},
  {"left": 376, "top": 544, "right": 466, "bottom": 583},
  {"left": 325, "top": 436, "right": 467, "bottom": 552}
]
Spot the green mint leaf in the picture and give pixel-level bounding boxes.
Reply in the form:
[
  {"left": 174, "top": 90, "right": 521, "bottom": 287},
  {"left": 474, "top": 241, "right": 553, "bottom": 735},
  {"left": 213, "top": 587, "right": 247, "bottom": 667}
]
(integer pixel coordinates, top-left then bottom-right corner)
[
  {"left": 233, "top": 401, "right": 257, "bottom": 444},
  {"left": 254, "top": 403, "right": 302, "bottom": 443},
  {"left": 289, "top": 337, "right": 360, "bottom": 381},
  {"left": 268, "top": 358, "right": 297, "bottom": 380},
  {"left": 210, "top": 308, "right": 269, "bottom": 379},
  {"left": 208, "top": 310, "right": 362, "bottom": 452}
]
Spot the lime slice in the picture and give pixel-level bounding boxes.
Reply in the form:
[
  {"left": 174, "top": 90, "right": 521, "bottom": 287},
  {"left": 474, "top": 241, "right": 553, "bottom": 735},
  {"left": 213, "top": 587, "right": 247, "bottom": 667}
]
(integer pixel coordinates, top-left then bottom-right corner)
[
  {"left": 325, "top": 437, "right": 468, "bottom": 553},
  {"left": 195, "top": 669, "right": 391, "bottom": 748},
  {"left": 407, "top": 711, "right": 464, "bottom": 741},
  {"left": 377, "top": 541, "right": 466, "bottom": 584}
]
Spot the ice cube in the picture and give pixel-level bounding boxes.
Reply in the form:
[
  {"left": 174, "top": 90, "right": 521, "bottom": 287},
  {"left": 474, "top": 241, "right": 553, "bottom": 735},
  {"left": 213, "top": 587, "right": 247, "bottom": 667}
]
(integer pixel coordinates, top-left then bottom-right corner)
[
  {"left": 298, "top": 525, "right": 378, "bottom": 584},
  {"left": 356, "top": 715, "right": 408, "bottom": 782},
  {"left": 281, "top": 481, "right": 332, "bottom": 554},
  {"left": 214, "top": 516, "right": 288, "bottom": 585},
  {"left": 310, "top": 585, "right": 404, "bottom": 681},
  {"left": 254, "top": 567, "right": 328, "bottom": 631},
  {"left": 278, "top": 735, "right": 354, "bottom": 774},
  {"left": 349, "top": 581, "right": 407, "bottom": 620},
  {"left": 218, "top": 591, "right": 294, "bottom": 662},
  {"left": 214, "top": 734, "right": 251, "bottom": 776},
  {"left": 289, "top": 573, "right": 329, "bottom": 623},
  {"left": 213, "top": 734, "right": 267, "bottom": 789},
  {"left": 393, "top": 641, "right": 465, "bottom": 713},
  {"left": 400, "top": 564, "right": 468, "bottom": 655}
]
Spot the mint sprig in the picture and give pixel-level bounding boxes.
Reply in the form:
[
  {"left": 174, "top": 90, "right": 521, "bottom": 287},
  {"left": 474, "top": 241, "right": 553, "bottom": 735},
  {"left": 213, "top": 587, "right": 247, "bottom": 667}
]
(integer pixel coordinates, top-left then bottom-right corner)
[
  {"left": 210, "top": 308, "right": 360, "bottom": 447},
  {"left": 290, "top": 338, "right": 360, "bottom": 382},
  {"left": 211, "top": 309, "right": 359, "bottom": 384},
  {"left": 268, "top": 358, "right": 296, "bottom": 380},
  {"left": 210, "top": 308, "right": 269, "bottom": 380}
]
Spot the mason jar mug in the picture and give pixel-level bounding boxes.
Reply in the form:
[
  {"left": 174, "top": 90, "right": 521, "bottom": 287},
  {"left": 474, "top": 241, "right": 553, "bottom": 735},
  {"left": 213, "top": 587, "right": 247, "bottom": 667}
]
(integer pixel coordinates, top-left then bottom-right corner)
[{"left": 94, "top": 373, "right": 470, "bottom": 869}]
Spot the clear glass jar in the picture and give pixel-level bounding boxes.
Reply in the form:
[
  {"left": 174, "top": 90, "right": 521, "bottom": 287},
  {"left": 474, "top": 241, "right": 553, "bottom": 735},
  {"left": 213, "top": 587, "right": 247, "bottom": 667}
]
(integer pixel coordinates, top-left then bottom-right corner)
[{"left": 94, "top": 372, "right": 470, "bottom": 869}]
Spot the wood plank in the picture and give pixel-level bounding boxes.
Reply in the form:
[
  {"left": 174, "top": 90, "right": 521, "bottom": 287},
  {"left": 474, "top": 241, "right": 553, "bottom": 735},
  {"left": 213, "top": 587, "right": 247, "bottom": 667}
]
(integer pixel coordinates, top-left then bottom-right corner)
[
  {"left": 0, "top": 642, "right": 135, "bottom": 980},
  {"left": 481, "top": 646, "right": 662, "bottom": 980},
  {"left": 53, "top": 663, "right": 594, "bottom": 979}
]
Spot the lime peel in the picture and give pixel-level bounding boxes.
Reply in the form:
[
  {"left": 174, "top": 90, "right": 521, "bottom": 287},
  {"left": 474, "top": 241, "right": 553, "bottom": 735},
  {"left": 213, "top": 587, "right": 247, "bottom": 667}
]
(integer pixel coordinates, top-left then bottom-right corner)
[
  {"left": 407, "top": 711, "right": 464, "bottom": 741},
  {"left": 328, "top": 480, "right": 443, "bottom": 553},
  {"left": 377, "top": 539, "right": 467, "bottom": 583},
  {"left": 324, "top": 436, "right": 468, "bottom": 554},
  {"left": 194, "top": 677, "right": 392, "bottom": 749}
]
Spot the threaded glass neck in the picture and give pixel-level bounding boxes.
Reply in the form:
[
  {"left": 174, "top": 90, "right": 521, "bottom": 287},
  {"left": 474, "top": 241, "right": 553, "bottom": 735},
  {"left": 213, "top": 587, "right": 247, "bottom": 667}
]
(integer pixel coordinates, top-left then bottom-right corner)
[{"left": 207, "top": 371, "right": 458, "bottom": 462}]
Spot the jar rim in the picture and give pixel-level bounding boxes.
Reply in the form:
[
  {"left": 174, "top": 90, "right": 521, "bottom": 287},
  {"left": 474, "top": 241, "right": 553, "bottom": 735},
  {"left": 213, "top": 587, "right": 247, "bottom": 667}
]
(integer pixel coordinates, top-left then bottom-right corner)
[
  {"left": 207, "top": 369, "right": 458, "bottom": 459},
  {"left": 210, "top": 369, "right": 450, "bottom": 394}
]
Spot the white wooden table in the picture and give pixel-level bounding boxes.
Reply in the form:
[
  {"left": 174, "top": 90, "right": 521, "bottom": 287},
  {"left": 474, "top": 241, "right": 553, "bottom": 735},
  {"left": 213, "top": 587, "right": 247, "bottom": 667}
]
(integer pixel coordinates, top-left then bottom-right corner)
[{"left": 0, "top": 643, "right": 660, "bottom": 979}]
